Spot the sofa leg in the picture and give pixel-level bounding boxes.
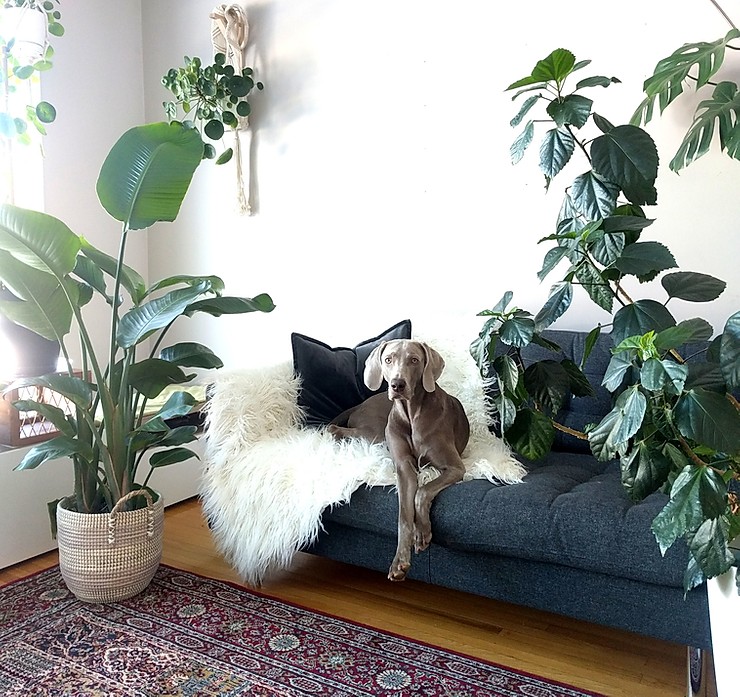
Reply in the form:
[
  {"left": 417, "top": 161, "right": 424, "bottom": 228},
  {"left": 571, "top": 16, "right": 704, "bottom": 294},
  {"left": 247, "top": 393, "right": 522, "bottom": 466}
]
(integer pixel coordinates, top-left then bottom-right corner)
[{"left": 686, "top": 647, "right": 716, "bottom": 697}]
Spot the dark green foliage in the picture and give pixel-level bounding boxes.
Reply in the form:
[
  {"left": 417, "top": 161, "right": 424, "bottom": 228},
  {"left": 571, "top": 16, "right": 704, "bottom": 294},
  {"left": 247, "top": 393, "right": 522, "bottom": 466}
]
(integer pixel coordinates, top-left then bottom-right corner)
[
  {"left": 475, "top": 46, "right": 740, "bottom": 591},
  {"left": 162, "top": 54, "right": 263, "bottom": 163}
]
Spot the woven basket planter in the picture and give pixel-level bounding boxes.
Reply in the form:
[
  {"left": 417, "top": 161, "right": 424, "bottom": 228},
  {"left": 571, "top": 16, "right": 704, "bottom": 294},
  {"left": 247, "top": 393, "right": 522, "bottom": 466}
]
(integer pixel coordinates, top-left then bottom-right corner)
[{"left": 56, "top": 489, "right": 164, "bottom": 603}]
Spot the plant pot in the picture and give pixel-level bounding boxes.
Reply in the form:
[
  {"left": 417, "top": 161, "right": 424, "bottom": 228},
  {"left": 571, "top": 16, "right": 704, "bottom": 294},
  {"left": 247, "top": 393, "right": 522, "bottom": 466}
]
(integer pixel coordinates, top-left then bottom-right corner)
[
  {"left": 56, "top": 489, "right": 164, "bottom": 603},
  {"left": 0, "top": 288, "right": 60, "bottom": 378},
  {"left": 706, "top": 566, "right": 738, "bottom": 697},
  {"left": 0, "top": 6, "right": 48, "bottom": 64}
]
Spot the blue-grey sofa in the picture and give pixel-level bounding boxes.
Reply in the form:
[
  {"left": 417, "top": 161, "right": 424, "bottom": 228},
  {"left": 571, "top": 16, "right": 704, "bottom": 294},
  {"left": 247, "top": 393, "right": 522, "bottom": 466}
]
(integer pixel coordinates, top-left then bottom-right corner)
[{"left": 306, "top": 329, "right": 711, "bottom": 649}]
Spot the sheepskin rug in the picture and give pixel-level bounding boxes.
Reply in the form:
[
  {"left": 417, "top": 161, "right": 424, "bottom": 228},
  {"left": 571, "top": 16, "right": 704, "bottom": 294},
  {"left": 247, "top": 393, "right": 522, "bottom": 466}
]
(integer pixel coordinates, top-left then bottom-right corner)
[{"left": 200, "top": 335, "right": 526, "bottom": 586}]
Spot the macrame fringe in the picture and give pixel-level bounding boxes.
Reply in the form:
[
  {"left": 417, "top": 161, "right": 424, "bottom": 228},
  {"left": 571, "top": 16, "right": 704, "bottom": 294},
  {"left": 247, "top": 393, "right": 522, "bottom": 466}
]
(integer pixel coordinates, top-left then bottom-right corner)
[{"left": 210, "top": 3, "right": 253, "bottom": 215}]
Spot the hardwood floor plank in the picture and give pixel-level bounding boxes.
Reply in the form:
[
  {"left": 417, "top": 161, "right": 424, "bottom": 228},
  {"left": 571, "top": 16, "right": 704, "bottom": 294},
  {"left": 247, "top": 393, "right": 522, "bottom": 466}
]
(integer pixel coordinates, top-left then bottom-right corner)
[{"left": 0, "top": 497, "right": 688, "bottom": 697}]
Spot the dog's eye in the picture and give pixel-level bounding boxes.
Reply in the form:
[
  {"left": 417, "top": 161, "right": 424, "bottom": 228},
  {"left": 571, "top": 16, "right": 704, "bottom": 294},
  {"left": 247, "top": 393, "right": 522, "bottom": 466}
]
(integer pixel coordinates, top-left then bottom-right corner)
[
  {"left": 410, "top": 357, "right": 419, "bottom": 364},
  {"left": 384, "top": 356, "right": 392, "bottom": 364}
]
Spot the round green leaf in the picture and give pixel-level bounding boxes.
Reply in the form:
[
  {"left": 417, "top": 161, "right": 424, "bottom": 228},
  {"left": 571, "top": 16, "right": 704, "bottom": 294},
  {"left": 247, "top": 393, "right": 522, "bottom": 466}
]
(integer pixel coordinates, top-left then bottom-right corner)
[
  {"left": 35, "top": 101, "right": 56, "bottom": 124},
  {"left": 236, "top": 101, "right": 251, "bottom": 118},
  {"left": 204, "top": 118, "right": 224, "bottom": 140}
]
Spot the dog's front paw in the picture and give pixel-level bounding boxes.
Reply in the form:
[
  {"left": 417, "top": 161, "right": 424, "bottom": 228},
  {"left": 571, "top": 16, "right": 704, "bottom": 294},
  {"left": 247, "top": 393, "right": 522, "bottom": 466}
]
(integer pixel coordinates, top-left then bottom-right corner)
[
  {"left": 388, "top": 558, "right": 410, "bottom": 582},
  {"left": 414, "top": 526, "right": 432, "bottom": 553}
]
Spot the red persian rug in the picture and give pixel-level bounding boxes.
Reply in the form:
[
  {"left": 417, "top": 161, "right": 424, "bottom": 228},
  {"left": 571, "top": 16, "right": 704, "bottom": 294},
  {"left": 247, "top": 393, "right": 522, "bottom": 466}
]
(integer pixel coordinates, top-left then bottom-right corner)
[{"left": 0, "top": 565, "right": 606, "bottom": 696}]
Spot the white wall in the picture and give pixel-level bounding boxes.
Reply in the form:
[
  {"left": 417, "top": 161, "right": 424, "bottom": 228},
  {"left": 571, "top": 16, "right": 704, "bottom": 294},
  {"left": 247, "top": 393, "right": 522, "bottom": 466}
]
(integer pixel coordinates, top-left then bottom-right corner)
[{"left": 140, "top": 0, "right": 739, "bottom": 369}]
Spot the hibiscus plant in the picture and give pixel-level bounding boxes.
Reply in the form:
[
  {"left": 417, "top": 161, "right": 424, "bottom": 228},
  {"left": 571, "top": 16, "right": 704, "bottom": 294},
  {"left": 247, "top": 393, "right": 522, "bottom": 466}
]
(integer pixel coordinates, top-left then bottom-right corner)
[{"left": 473, "top": 44, "right": 740, "bottom": 592}]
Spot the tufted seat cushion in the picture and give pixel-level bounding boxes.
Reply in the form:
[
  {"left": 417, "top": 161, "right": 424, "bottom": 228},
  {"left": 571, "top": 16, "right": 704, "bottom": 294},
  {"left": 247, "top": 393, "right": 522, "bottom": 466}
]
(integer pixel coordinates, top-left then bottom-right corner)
[{"left": 322, "top": 452, "right": 689, "bottom": 589}]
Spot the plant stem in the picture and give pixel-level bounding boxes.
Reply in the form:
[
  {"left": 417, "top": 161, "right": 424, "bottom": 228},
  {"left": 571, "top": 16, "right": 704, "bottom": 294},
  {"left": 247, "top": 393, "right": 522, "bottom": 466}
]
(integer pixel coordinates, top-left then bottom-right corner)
[
  {"left": 708, "top": 0, "right": 737, "bottom": 30},
  {"left": 552, "top": 421, "right": 588, "bottom": 440}
]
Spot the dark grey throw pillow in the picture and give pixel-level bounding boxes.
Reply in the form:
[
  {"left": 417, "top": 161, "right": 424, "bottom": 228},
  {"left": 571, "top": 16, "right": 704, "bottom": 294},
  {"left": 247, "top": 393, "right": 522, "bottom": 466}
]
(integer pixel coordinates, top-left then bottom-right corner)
[{"left": 291, "top": 320, "right": 412, "bottom": 426}]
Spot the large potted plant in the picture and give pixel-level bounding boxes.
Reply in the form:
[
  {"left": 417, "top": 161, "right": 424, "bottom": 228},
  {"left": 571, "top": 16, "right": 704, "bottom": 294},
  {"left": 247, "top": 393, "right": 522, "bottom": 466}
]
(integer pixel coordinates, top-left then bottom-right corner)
[
  {"left": 477, "top": 37, "right": 740, "bottom": 695},
  {"left": 485, "top": 43, "right": 740, "bottom": 581},
  {"left": 0, "top": 120, "right": 274, "bottom": 602}
]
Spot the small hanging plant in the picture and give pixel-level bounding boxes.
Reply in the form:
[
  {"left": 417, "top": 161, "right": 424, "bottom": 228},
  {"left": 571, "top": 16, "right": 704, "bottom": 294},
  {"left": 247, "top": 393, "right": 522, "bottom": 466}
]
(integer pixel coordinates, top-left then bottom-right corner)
[
  {"left": 0, "top": 0, "right": 64, "bottom": 142},
  {"left": 162, "top": 52, "right": 263, "bottom": 164}
]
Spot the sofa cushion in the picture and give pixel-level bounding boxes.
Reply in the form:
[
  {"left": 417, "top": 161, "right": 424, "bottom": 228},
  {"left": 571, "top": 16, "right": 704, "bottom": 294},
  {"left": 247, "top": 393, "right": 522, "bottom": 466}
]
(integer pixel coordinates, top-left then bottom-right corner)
[
  {"left": 321, "top": 452, "right": 690, "bottom": 589},
  {"left": 292, "top": 320, "right": 412, "bottom": 426}
]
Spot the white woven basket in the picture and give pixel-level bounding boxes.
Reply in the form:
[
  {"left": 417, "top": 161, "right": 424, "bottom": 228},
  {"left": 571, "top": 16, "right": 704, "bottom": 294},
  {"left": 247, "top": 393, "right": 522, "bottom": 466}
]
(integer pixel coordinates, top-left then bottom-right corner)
[{"left": 56, "top": 489, "right": 164, "bottom": 603}]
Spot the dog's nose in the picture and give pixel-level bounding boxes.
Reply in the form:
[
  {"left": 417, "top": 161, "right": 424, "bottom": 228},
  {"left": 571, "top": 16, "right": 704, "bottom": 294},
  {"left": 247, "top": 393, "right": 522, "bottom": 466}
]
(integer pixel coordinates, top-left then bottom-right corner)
[{"left": 391, "top": 378, "right": 406, "bottom": 393}]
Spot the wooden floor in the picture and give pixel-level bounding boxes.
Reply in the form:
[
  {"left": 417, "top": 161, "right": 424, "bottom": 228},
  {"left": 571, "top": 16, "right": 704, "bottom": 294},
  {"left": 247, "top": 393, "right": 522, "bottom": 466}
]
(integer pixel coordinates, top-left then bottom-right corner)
[{"left": 1, "top": 497, "right": 691, "bottom": 697}]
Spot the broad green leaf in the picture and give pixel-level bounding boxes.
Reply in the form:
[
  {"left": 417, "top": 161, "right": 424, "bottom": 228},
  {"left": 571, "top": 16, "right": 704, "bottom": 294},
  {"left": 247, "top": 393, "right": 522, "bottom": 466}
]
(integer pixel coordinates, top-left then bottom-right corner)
[
  {"left": 669, "top": 81, "right": 740, "bottom": 171},
  {"left": 562, "top": 358, "right": 595, "bottom": 397},
  {"left": 11, "top": 399, "right": 74, "bottom": 436},
  {"left": 524, "top": 360, "right": 571, "bottom": 414},
  {"left": 184, "top": 293, "right": 275, "bottom": 317},
  {"left": 651, "top": 464, "right": 726, "bottom": 554},
  {"left": 80, "top": 237, "right": 147, "bottom": 304},
  {"left": 602, "top": 351, "right": 636, "bottom": 393},
  {"left": 654, "top": 319, "right": 714, "bottom": 352},
  {"left": 588, "top": 385, "right": 646, "bottom": 461},
  {"left": 675, "top": 389, "right": 740, "bottom": 454},
  {"left": 620, "top": 440, "right": 673, "bottom": 501},
  {"left": 590, "top": 126, "right": 658, "bottom": 205},
  {"left": 0, "top": 204, "right": 80, "bottom": 277},
  {"left": 640, "top": 357, "right": 688, "bottom": 395},
  {"left": 589, "top": 230, "right": 624, "bottom": 267},
  {"left": 566, "top": 171, "right": 619, "bottom": 220},
  {"left": 511, "top": 121, "right": 534, "bottom": 164},
  {"left": 147, "top": 274, "right": 225, "bottom": 297},
  {"left": 0, "top": 250, "right": 74, "bottom": 340},
  {"left": 150, "top": 391, "right": 198, "bottom": 421},
  {"left": 719, "top": 311, "right": 740, "bottom": 389},
  {"left": 661, "top": 271, "right": 726, "bottom": 302},
  {"left": 159, "top": 342, "right": 224, "bottom": 369},
  {"left": 499, "top": 316, "right": 535, "bottom": 347},
  {"left": 127, "top": 359, "right": 195, "bottom": 399},
  {"left": 612, "top": 300, "right": 676, "bottom": 345},
  {"left": 96, "top": 122, "right": 204, "bottom": 230},
  {"left": 530, "top": 48, "right": 576, "bottom": 84},
  {"left": 687, "top": 517, "right": 735, "bottom": 584},
  {"left": 492, "top": 354, "right": 519, "bottom": 394},
  {"left": 546, "top": 94, "right": 592, "bottom": 129},
  {"left": 149, "top": 446, "right": 200, "bottom": 468},
  {"left": 117, "top": 282, "right": 209, "bottom": 348},
  {"left": 631, "top": 30, "right": 740, "bottom": 126},
  {"left": 614, "top": 241, "right": 676, "bottom": 280},
  {"left": 14, "top": 436, "right": 94, "bottom": 470},
  {"left": 5, "top": 374, "right": 93, "bottom": 411},
  {"left": 539, "top": 127, "right": 575, "bottom": 180},
  {"left": 534, "top": 282, "right": 572, "bottom": 331},
  {"left": 537, "top": 246, "right": 571, "bottom": 281},
  {"left": 574, "top": 261, "right": 613, "bottom": 313},
  {"left": 505, "top": 408, "right": 555, "bottom": 461}
]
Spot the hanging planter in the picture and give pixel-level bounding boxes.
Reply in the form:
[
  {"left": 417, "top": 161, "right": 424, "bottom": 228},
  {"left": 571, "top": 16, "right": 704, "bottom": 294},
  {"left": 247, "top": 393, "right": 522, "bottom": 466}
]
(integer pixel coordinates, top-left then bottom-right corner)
[
  {"left": 56, "top": 489, "right": 165, "bottom": 603},
  {"left": 0, "top": 5, "right": 48, "bottom": 65}
]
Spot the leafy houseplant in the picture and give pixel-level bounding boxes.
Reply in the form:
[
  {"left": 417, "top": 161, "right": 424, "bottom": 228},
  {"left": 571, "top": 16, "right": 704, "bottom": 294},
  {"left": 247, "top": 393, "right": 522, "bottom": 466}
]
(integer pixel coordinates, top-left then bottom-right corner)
[
  {"left": 162, "top": 52, "right": 263, "bottom": 165},
  {"left": 473, "top": 46, "right": 740, "bottom": 592},
  {"left": 0, "top": 0, "right": 63, "bottom": 143},
  {"left": 0, "top": 121, "right": 275, "bottom": 531}
]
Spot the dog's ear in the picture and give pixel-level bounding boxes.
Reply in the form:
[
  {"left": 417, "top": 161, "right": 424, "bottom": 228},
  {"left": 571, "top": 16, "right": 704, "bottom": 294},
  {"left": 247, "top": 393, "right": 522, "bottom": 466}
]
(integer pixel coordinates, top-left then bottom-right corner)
[
  {"left": 364, "top": 342, "right": 387, "bottom": 390},
  {"left": 421, "top": 343, "right": 445, "bottom": 392}
]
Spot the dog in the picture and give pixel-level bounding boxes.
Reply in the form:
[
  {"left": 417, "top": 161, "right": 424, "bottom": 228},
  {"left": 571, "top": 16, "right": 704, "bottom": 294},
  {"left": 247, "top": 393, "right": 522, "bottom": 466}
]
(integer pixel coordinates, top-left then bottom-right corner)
[{"left": 329, "top": 339, "right": 470, "bottom": 581}]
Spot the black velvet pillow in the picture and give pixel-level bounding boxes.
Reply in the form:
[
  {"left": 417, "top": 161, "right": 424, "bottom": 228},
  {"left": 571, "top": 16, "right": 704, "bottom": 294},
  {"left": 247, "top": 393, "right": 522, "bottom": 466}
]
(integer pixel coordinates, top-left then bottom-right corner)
[{"left": 292, "top": 320, "right": 412, "bottom": 426}]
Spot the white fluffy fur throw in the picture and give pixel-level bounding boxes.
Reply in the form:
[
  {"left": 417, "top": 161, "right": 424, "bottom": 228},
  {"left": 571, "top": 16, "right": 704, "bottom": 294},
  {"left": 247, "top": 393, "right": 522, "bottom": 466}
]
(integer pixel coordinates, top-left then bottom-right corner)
[{"left": 201, "top": 336, "right": 526, "bottom": 586}]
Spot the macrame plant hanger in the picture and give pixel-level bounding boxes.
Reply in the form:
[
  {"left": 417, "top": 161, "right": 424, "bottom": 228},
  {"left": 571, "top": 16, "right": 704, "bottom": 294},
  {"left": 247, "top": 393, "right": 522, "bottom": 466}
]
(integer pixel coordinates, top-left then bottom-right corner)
[{"left": 210, "top": 3, "right": 253, "bottom": 215}]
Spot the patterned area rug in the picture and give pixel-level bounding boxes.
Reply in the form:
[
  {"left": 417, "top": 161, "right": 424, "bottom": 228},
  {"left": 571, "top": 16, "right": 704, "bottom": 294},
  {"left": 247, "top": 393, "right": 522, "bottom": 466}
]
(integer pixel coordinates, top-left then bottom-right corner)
[{"left": 0, "top": 565, "right": 605, "bottom": 696}]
